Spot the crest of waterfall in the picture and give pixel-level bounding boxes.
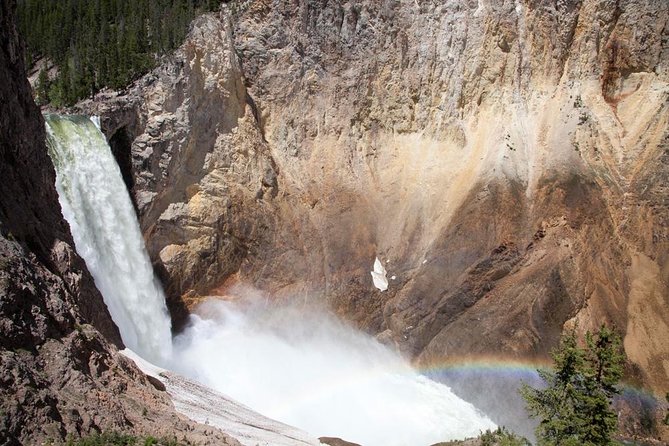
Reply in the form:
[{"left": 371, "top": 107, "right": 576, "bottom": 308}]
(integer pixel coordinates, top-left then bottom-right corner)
[{"left": 45, "top": 114, "right": 172, "bottom": 364}]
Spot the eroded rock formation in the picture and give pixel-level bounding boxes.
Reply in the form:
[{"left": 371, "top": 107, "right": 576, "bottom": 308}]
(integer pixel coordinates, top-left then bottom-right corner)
[
  {"left": 81, "top": 0, "right": 668, "bottom": 401},
  {"left": 232, "top": 0, "right": 669, "bottom": 397},
  {"left": 77, "top": 13, "right": 277, "bottom": 330}
]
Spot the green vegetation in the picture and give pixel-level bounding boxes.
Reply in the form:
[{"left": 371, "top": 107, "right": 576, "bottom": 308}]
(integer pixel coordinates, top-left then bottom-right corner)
[
  {"left": 432, "top": 427, "right": 530, "bottom": 446},
  {"left": 64, "top": 432, "right": 137, "bottom": 446},
  {"left": 480, "top": 427, "right": 531, "bottom": 446},
  {"left": 521, "top": 325, "right": 625, "bottom": 446},
  {"left": 578, "top": 112, "right": 589, "bottom": 125},
  {"left": 63, "top": 432, "right": 187, "bottom": 446},
  {"left": 17, "top": 0, "right": 220, "bottom": 106}
]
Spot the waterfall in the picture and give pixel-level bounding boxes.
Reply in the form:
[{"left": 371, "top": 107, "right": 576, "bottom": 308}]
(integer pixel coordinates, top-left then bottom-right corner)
[
  {"left": 45, "top": 115, "right": 172, "bottom": 365},
  {"left": 44, "top": 114, "right": 498, "bottom": 446}
]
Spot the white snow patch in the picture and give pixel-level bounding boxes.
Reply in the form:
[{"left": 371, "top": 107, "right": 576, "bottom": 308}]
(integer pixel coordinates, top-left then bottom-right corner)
[{"left": 371, "top": 257, "right": 389, "bottom": 291}]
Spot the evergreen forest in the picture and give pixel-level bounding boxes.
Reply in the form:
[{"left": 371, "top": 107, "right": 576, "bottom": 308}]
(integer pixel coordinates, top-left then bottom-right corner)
[{"left": 17, "top": 0, "right": 220, "bottom": 106}]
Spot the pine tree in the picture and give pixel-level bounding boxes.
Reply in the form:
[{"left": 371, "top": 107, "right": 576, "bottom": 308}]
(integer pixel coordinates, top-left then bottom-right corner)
[
  {"left": 521, "top": 325, "right": 624, "bottom": 446},
  {"left": 35, "top": 67, "right": 50, "bottom": 105},
  {"left": 17, "top": 0, "right": 218, "bottom": 105}
]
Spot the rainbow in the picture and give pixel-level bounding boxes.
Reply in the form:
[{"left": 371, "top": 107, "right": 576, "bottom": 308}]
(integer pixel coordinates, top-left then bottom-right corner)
[
  {"left": 265, "top": 356, "right": 555, "bottom": 418},
  {"left": 414, "top": 356, "right": 665, "bottom": 400},
  {"left": 413, "top": 355, "right": 666, "bottom": 438},
  {"left": 415, "top": 356, "right": 553, "bottom": 379}
]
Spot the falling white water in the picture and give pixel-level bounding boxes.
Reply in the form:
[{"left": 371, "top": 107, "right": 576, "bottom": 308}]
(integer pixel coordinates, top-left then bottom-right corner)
[
  {"left": 171, "top": 299, "right": 496, "bottom": 446},
  {"left": 46, "top": 114, "right": 497, "bottom": 445},
  {"left": 45, "top": 114, "right": 172, "bottom": 365}
]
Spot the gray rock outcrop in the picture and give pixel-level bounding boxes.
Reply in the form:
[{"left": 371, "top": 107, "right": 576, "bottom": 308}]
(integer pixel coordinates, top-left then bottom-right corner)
[{"left": 77, "top": 13, "right": 278, "bottom": 330}]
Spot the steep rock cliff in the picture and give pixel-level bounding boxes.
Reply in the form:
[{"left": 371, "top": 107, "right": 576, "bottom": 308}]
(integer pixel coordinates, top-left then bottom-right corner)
[
  {"left": 0, "top": 0, "right": 121, "bottom": 349},
  {"left": 0, "top": 2, "right": 239, "bottom": 444},
  {"left": 233, "top": 0, "right": 669, "bottom": 395},
  {"left": 83, "top": 0, "right": 668, "bottom": 399},
  {"left": 77, "top": 13, "right": 278, "bottom": 330}
]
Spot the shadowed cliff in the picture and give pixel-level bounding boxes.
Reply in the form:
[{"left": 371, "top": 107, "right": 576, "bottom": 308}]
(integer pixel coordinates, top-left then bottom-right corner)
[{"left": 0, "top": 2, "right": 240, "bottom": 444}]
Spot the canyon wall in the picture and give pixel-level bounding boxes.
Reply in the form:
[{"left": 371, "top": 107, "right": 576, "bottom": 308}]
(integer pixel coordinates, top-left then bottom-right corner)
[
  {"left": 233, "top": 0, "right": 669, "bottom": 393},
  {"left": 82, "top": 0, "right": 668, "bottom": 397},
  {"left": 0, "top": 2, "right": 238, "bottom": 444}
]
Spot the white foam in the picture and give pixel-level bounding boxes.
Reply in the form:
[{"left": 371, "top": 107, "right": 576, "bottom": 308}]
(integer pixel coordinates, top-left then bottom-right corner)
[
  {"left": 169, "top": 300, "right": 496, "bottom": 446},
  {"left": 121, "top": 349, "right": 321, "bottom": 446}
]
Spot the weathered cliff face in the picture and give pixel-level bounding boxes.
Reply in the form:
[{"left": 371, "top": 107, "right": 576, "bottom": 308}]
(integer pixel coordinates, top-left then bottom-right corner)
[
  {"left": 77, "top": 14, "right": 278, "bottom": 330},
  {"left": 0, "top": 2, "right": 239, "bottom": 444},
  {"left": 0, "top": 240, "right": 238, "bottom": 445},
  {"left": 239, "top": 0, "right": 669, "bottom": 393},
  {"left": 83, "top": 0, "right": 668, "bottom": 398}
]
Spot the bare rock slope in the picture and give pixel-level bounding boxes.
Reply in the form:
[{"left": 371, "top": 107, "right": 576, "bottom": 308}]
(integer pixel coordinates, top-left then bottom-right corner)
[
  {"left": 83, "top": 0, "right": 669, "bottom": 398},
  {"left": 231, "top": 1, "right": 669, "bottom": 395}
]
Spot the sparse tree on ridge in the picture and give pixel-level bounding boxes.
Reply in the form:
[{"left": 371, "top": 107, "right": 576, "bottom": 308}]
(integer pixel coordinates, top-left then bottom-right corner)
[{"left": 35, "top": 67, "right": 49, "bottom": 105}]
